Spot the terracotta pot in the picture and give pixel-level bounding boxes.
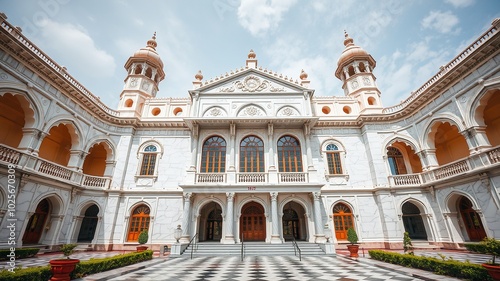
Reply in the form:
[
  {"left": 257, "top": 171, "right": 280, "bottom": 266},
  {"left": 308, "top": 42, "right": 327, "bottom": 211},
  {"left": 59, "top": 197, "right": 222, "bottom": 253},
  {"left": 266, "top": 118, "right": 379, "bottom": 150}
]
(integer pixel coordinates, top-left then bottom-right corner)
[
  {"left": 347, "top": 244, "right": 359, "bottom": 258},
  {"left": 482, "top": 263, "right": 500, "bottom": 281},
  {"left": 49, "top": 259, "right": 80, "bottom": 281},
  {"left": 136, "top": 245, "right": 148, "bottom": 252}
]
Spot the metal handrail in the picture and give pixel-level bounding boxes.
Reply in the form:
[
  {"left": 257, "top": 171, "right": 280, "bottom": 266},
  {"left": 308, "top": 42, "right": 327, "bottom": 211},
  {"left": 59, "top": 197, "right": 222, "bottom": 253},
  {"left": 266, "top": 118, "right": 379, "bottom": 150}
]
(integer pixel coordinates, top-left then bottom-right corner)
[
  {"left": 240, "top": 232, "right": 244, "bottom": 261},
  {"left": 188, "top": 233, "right": 198, "bottom": 259},
  {"left": 291, "top": 236, "right": 302, "bottom": 261}
]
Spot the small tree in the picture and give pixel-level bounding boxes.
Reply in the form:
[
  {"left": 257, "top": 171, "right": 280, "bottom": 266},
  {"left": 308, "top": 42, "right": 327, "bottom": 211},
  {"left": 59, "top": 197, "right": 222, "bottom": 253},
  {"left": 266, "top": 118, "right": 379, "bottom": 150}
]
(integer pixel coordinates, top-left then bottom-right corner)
[
  {"left": 138, "top": 230, "right": 149, "bottom": 245},
  {"left": 347, "top": 228, "right": 358, "bottom": 245},
  {"left": 403, "top": 232, "right": 414, "bottom": 255},
  {"left": 60, "top": 244, "right": 77, "bottom": 259},
  {"left": 465, "top": 237, "right": 500, "bottom": 265}
]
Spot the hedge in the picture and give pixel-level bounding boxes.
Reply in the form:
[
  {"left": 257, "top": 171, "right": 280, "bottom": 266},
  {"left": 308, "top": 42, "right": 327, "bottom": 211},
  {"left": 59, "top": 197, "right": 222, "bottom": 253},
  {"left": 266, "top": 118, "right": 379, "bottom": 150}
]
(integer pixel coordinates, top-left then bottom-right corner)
[
  {"left": 0, "top": 250, "right": 153, "bottom": 281},
  {"left": 0, "top": 248, "right": 40, "bottom": 261},
  {"left": 368, "top": 250, "right": 492, "bottom": 281}
]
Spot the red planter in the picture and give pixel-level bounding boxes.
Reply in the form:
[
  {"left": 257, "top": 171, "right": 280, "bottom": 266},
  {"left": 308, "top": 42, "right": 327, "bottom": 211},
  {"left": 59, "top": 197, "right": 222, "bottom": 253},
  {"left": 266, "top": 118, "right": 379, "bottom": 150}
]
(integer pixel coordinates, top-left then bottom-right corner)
[
  {"left": 482, "top": 263, "right": 500, "bottom": 281},
  {"left": 136, "top": 246, "right": 148, "bottom": 252},
  {"left": 49, "top": 259, "right": 80, "bottom": 281},
  {"left": 347, "top": 244, "right": 359, "bottom": 258}
]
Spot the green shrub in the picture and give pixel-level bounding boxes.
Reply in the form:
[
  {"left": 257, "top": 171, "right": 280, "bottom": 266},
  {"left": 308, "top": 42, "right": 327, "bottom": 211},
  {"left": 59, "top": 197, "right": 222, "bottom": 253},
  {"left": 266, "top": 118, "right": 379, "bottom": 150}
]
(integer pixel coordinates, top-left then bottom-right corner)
[
  {"left": 465, "top": 238, "right": 500, "bottom": 265},
  {"left": 0, "top": 250, "right": 152, "bottom": 281},
  {"left": 71, "top": 250, "right": 153, "bottom": 279},
  {"left": 0, "top": 248, "right": 40, "bottom": 260},
  {"left": 347, "top": 228, "right": 358, "bottom": 244},
  {"left": 138, "top": 230, "right": 149, "bottom": 245},
  {"left": 0, "top": 266, "right": 51, "bottom": 281},
  {"left": 369, "top": 250, "right": 492, "bottom": 281},
  {"left": 60, "top": 244, "right": 77, "bottom": 258},
  {"left": 403, "top": 232, "right": 413, "bottom": 255}
]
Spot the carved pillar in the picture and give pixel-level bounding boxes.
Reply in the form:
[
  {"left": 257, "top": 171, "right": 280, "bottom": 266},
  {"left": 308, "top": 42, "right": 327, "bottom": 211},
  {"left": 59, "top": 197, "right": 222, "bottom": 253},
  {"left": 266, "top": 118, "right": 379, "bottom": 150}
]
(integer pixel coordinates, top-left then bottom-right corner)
[
  {"left": 189, "top": 124, "right": 199, "bottom": 170},
  {"left": 312, "top": 192, "right": 326, "bottom": 243},
  {"left": 304, "top": 124, "right": 315, "bottom": 171},
  {"left": 268, "top": 123, "right": 278, "bottom": 184},
  {"left": 420, "top": 149, "right": 439, "bottom": 171},
  {"left": 180, "top": 192, "right": 193, "bottom": 243},
  {"left": 224, "top": 192, "right": 235, "bottom": 244},
  {"left": 270, "top": 192, "right": 281, "bottom": 243},
  {"left": 469, "top": 126, "right": 492, "bottom": 152},
  {"left": 32, "top": 131, "right": 48, "bottom": 156},
  {"left": 228, "top": 123, "right": 236, "bottom": 171},
  {"left": 18, "top": 128, "right": 41, "bottom": 153}
]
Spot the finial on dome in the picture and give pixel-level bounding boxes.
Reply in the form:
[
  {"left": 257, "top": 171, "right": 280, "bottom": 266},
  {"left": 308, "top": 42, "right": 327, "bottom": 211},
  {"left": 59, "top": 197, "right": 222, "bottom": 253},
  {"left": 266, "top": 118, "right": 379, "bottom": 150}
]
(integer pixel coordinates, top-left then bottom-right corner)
[
  {"left": 343, "top": 30, "right": 354, "bottom": 47},
  {"left": 300, "top": 69, "right": 308, "bottom": 80},
  {"left": 248, "top": 49, "right": 256, "bottom": 59},
  {"left": 147, "top": 32, "right": 157, "bottom": 50},
  {"left": 195, "top": 70, "right": 203, "bottom": 81}
]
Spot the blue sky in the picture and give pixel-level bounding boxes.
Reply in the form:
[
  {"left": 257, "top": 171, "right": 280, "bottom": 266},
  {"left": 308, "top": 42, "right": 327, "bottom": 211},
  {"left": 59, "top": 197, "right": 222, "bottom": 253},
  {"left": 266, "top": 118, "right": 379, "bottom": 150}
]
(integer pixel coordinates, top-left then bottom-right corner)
[{"left": 2, "top": 0, "right": 499, "bottom": 108}]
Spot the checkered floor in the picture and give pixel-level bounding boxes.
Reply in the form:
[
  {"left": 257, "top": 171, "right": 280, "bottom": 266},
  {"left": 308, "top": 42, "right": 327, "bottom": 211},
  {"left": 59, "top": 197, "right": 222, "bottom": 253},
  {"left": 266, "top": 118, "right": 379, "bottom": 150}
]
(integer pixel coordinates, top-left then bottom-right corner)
[{"left": 107, "top": 255, "right": 422, "bottom": 281}]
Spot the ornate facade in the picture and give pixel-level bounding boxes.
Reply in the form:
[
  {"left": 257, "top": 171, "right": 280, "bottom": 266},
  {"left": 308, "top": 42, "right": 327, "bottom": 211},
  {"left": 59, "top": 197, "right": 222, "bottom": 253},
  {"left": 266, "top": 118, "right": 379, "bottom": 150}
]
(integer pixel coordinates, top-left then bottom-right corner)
[{"left": 1, "top": 13, "right": 499, "bottom": 252}]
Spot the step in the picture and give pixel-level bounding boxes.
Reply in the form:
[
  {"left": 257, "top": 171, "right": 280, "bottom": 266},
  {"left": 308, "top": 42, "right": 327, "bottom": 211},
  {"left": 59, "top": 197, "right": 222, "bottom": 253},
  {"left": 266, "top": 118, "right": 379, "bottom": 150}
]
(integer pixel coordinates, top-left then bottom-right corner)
[{"left": 185, "top": 242, "right": 326, "bottom": 257}]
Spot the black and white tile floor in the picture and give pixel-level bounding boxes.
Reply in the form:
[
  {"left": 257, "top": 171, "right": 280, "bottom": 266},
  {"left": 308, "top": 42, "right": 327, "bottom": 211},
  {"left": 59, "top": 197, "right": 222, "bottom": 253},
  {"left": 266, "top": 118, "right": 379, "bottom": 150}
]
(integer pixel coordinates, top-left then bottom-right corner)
[{"left": 103, "top": 255, "right": 453, "bottom": 281}]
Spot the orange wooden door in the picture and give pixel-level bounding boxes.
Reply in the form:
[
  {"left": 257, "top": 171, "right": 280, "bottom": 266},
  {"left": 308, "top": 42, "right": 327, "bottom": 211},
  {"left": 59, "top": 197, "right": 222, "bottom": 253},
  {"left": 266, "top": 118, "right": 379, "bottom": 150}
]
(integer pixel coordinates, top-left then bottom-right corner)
[{"left": 240, "top": 203, "right": 265, "bottom": 241}]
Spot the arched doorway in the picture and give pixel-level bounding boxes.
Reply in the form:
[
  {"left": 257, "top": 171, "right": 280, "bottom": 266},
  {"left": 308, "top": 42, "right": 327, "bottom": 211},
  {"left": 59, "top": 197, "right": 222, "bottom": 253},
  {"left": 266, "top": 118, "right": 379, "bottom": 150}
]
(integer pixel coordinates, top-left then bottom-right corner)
[
  {"left": 23, "top": 199, "right": 49, "bottom": 244},
  {"left": 240, "top": 202, "right": 265, "bottom": 241},
  {"left": 402, "top": 202, "right": 427, "bottom": 240},
  {"left": 459, "top": 197, "right": 486, "bottom": 241},
  {"left": 282, "top": 201, "right": 307, "bottom": 241},
  {"left": 199, "top": 202, "right": 223, "bottom": 241},
  {"left": 333, "top": 203, "right": 354, "bottom": 241},
  {"left": 78, "top": 204, "right": 99, "bottom": 242},
  {"left": 127, "top": 205, "right": 150, "bottom": 242}
]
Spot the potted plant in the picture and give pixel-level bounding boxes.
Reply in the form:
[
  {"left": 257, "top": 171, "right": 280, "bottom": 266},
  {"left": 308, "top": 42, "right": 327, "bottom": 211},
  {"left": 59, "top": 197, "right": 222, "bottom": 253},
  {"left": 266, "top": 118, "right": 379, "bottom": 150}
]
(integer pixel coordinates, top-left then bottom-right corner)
[
  {"left": 346, "top": 227, "right": 359, "bottom": 258},
  {"left": 49, "top": 244, "right": 79, "bottom": 281},
  {"left": 136, "top": 230, "right": 149, "bottom": 252},
  {"left": 465, "top": 237, "right": 500, "bottom": 280}
]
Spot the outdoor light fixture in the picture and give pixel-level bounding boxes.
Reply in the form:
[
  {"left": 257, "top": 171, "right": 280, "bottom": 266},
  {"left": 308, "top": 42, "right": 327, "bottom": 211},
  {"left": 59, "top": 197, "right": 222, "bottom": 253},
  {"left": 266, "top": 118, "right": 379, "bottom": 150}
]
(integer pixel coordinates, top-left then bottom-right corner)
[{"left": 174, "top": 225, "right": 182, "bottom": 243}]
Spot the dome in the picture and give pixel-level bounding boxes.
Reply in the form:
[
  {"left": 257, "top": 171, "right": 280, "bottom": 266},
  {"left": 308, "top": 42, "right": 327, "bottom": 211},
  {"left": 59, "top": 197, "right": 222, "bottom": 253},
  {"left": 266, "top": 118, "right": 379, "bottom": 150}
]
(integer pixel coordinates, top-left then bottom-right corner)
[
  {"left": 336, "top": 31, "right": 369, "bottom": 67},
  {"left": 127, "top": 33, "right": 164, "bottom": 69}
]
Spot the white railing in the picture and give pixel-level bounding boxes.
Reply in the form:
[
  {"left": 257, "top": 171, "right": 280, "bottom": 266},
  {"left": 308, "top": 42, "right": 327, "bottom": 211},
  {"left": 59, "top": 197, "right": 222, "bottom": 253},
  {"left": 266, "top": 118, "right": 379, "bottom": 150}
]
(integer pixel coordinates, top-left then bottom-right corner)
[
  {"left": 389, "top": 174, "right": 422, "bottom": 186},
  {"left": 383, "top": 23, "right": 498, "bottom": 114},
  {"left": 0, "top": 145, "right": 21, "bottom": 165},
  {"left": 237, "top": 173, "right": 266, "bottom": 183},
  {"left": 278, "top": 172, "right": 307, "bottom": 183},
  {"left": 432, "top": 159, "right": 470, "bottom": 180},
  {"left": 488, "top": 147, "right": 500, "bottom": 164},
  {"left": 82, "top": 175, "right": 111, "bottom": 189},
  {"left": 0, "top": 144, "right": 111, "bottom": 189},
  {"left": 37, "top": 160, "right": 72, "bottom": 180},
  {"left": 196, "top": 173, "right": 226, "bottom": 183}
]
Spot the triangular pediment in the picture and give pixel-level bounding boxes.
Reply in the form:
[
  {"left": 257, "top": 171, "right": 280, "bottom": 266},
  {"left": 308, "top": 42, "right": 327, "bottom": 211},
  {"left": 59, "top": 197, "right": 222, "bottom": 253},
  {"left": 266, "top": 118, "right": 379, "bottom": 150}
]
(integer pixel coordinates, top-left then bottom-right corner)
[{"left": 198, "top": 68, "right": 308, "bottom": 94}]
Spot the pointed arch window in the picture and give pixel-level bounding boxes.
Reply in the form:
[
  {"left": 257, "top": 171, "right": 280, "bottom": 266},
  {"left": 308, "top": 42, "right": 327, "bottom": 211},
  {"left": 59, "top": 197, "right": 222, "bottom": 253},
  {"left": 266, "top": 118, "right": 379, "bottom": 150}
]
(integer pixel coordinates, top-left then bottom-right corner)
[
  {"left": 240, "top": 136, "right": 264, "bottom": 172},
  {"left": 277, "top": 135, "right": 303, "bottom": 172},
  {"left": 387, "top": 147, "right": 407, "bottom": 175},
  {"left": 201, "top": 136, "right": 226, "bottom": 173},
  {"left": 127, "top": 205, "right": 150, "bottom": 242}
]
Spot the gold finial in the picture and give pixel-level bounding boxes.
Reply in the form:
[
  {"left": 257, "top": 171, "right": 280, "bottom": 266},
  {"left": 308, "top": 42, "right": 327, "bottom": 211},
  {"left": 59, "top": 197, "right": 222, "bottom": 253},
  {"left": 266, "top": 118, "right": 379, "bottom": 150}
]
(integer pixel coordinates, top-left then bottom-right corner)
[
  {"left": 300, "top": 69, "right": 308, "bottom": 80},
  {"left": 248, "top": 49, "right": 256, "bottom": 59},
  {"left": 195, "top": 70, "right": 203, "bottom": 81}
]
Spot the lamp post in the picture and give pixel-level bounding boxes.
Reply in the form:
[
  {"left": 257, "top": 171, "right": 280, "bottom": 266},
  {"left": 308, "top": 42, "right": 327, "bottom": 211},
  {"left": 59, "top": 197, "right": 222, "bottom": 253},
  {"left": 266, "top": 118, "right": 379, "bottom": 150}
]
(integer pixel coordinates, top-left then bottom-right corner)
[{"left": 174, "top": 225, "right": 182, "bottom": 244}]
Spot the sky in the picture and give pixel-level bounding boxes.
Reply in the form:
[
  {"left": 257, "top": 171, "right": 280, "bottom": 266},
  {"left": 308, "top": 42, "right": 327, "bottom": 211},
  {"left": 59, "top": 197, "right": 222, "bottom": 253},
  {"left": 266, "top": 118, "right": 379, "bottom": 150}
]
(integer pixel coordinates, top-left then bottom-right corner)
[{"left": 1, "top": 0, "right": 499, "bottom": 109}]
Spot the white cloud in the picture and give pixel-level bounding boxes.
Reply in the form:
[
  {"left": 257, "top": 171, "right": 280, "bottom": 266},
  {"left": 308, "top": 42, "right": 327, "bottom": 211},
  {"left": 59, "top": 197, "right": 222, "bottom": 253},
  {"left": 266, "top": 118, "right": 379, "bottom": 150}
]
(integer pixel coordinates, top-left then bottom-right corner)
[
  {"left": 237, "top": 0, "right": 298, "bottom": 36},
  {"left": 444, "top": 0, "right": 475, "bottom": 8},
  {"left": 421, "top": 11, "right": 460, "bottom": 34},
  {"left": 39, "top": 19, "right": 115, "bottom": 78}
]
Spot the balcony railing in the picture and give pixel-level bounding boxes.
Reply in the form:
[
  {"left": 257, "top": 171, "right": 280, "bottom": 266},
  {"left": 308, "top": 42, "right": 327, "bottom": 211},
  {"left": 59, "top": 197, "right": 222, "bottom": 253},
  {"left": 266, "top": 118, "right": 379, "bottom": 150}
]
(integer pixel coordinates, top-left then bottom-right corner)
[
  {"left": 197, "top": 173, "right": 226, "bottom": 183},
  {"left": 278, "top": 172, "right": 307, "bottom": 183},
  {"left": 0, "top": 144, "right": 111, "bottom": 189},
  {"left": 389, "top": 146, "right": 500, "bottom": 187},
  {"left": 237, "top": 173, "right": 267, "bottom": 183}
]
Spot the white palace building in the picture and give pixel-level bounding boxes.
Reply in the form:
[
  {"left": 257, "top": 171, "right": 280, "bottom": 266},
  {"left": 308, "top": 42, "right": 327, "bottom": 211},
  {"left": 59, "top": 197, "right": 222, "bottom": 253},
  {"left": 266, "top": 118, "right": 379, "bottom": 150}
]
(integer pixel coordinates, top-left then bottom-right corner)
[{"left": 0, "top": 13, "right": 499, "bottom": 253}]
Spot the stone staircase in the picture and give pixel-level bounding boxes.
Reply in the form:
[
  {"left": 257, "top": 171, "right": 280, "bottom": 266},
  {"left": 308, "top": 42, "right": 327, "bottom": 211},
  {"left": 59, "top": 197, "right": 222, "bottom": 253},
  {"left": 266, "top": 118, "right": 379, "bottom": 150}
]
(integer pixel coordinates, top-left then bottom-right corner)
[{"left": 184, "top": 242, "right": 326, "bottom": 257}]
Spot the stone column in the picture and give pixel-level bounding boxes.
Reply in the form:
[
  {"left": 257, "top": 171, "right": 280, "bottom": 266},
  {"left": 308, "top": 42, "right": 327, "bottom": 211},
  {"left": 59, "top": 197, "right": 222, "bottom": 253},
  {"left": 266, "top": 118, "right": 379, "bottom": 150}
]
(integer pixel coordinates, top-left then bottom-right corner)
[
  {"left": 268, "top": 123, "right": 278, "bottom": 184},
  {"left": 419, "top": 149, "right": 439, "bottom": 171},
  {"left": 180, "top": 192, "right": 193, "bottom": 243},
  {"left": 187, "top": 125, "right": 199, "bottom": 184},
  {"left": 312, "top": 192, "right": 326, "bottom": 243},
  {"left": 224, "top": 192, "right": 235, "bottom": 244},
  {"left": 270, "top": 192, "right": 281, "bottom": 243}
]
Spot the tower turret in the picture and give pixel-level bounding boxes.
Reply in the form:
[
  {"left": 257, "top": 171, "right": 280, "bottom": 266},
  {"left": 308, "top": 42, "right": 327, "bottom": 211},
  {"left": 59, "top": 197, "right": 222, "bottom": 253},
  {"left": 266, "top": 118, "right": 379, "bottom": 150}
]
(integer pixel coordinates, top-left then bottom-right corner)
[
  {"left": 117, "top": 33, "right": 165, "bottom": 117},
  {"left": 335, "top": 31, "right": 382, "bottom": 113}
]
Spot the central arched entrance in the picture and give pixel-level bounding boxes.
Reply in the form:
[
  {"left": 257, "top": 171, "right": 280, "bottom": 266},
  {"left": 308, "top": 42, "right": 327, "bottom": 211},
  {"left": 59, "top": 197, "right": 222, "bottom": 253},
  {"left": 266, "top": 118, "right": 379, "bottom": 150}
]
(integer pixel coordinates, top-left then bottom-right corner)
[
  {"left": 459, "top": 197, "right": 486, "bottom": 241},
  {"left": 23, "top": 199, "right": 50, "bottom": 244},
  {"left": 282, "top": 201, "right": 307, "bottom": 241},
  {"left": 199, "top": 202, "right": 223, "bottom": 242},
  {"left": 240, "top": 202, "right": 265, "bottom": 241},
  {"left": 402, "top": 202, "right": 427, "bottom": 240},
  {"left": 78, "top": 204, "right": 99, "bottom": 242}
]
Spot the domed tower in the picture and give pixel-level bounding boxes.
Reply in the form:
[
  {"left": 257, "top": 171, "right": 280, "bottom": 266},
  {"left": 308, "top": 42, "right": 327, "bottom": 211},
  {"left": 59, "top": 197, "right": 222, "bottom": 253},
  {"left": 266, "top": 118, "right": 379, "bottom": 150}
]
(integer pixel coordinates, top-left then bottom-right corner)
[
  {"left": 117, "top": 33, "right": 165, "bottom": 117},
  {"left": 335, "top": 31, "right": 382, "bottom": 113}
]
